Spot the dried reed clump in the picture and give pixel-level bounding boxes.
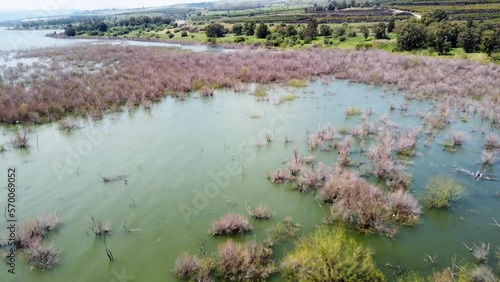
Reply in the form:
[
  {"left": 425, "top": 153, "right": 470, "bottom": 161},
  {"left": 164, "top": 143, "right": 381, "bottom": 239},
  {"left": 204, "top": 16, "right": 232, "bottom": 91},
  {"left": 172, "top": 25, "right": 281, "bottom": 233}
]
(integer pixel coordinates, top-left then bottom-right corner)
[
  {"left": 58, "top": 117, "right": 81, "bottom": 131},
  {"left": 247, "top": 203, "right": 274, "bottom": 220},
  {"left": 10, "top": 131, "right": 29, "bottom": 148},
  {"left": 1, "top": 214, "right": 61, "bottom": 270},
  {"left": 26, "top": 241, "right": 60, "bottom": 270},
  {"left": 211, "top": 214, "right": 253, "bottom": 236},
  {"left": 217, "top": 240, "right": 276, "bottom": 281},
  {"left": 14, "top": 214, "right": 60, "bottom": 249}
]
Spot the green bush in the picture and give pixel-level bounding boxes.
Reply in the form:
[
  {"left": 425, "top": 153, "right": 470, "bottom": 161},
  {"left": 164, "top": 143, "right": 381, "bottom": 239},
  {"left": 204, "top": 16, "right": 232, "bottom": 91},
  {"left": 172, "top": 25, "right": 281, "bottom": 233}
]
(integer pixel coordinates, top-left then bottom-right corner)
[
  {"left": 282, "top": 226, "right": 386, "bottom": 281},
  {"left": 234, "top": 36, "right": 246, "bottom": 43},
  {"left": 181, "top": 31, "right": 188, "bottom": 37},
  {"left": 422, "top": 176, "right": 466, "bottom": 208},
  {"left": 168, "top": 33, "right": 174, "bottom": 39}
]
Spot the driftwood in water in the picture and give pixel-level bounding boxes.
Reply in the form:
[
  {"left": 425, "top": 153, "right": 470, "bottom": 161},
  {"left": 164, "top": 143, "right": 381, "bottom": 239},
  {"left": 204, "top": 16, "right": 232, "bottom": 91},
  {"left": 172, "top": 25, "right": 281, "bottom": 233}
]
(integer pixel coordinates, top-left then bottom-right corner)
[
  {"left": 451, "top": 167, "right": 497, "bottom": 181},
  {"left": 101, "top": 174, "right": 127, "bottom": 183}
]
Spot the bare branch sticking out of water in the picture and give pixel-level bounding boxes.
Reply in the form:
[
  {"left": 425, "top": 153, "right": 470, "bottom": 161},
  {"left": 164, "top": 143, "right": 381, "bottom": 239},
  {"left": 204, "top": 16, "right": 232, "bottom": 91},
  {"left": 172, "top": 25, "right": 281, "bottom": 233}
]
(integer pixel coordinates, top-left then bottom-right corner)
[{"left": 491, "top": 218, "right": 500, "bottom": 228}]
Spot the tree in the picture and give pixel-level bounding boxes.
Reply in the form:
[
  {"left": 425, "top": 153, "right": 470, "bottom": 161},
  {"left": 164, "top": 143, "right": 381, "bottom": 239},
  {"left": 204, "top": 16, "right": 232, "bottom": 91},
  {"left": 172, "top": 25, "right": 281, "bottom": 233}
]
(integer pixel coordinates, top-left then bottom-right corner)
[
  {"left": 387, "top": 18, "right": 395, "bottom": 33},
  {"left": 427, "top": 24, "right": 452, "bottom": 55},
  {"left": 360, "top": 25, "right": 369, "bottom": 40},
  {"left": 98, "top": 21, "right": 108, "bottom": 32},
  {"left": 336, "top": 25, "right": 346, "bottom": 37},
  {"left": 396, "top": 20, "right": 427, "bottom": 51},
  {"left": 243, "top": 20, "right": 256, "bottom": 36},
  {"left": 373, "top": 23, "right": 388, "bottom": 39},
  {"left": 64, "top": 25, "right": 76, "bottom": 37},
  {"left": 255, "top": 22, "right": 270, "bottom": 39},
  {"left": 319, "top": 25, "right": 332, "bottom": 36},
  {"left": 421, "top": 9, "right": 448, "bottom": 26},
  {"left": 285, "top": 24, "right": 297, "bottom": 37},
  {"left": 303, "top": 18, "right": 319, "bottom": 41},
  {"left": 232, "top": 23, "right": 243, "bottom": 35},
  {"left": 481, "top": 30, "right": 497, "bottom": 56},
  {"left": 205, "top": 23, "right": 225, "bottom": 38},
  {"left": 458, "top": 28, "right": 480, "bottom": 53}
]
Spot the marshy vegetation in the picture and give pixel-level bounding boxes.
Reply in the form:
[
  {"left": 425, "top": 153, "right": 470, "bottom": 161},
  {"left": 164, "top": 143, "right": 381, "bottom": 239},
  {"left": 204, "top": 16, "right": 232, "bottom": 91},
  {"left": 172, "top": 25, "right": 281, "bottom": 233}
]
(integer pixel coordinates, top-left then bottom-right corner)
[
  {"left": 281, "top": 227, "right": 385, "bottom": 282},
  {"left": 1, "top": 45, "right": 498, "bottom": 127},
  {"left": 1, "top": 214, "right": 60, "bottom": 270},
  {"left": 0, "top": 30, "right": 499, "bottom": 281}
]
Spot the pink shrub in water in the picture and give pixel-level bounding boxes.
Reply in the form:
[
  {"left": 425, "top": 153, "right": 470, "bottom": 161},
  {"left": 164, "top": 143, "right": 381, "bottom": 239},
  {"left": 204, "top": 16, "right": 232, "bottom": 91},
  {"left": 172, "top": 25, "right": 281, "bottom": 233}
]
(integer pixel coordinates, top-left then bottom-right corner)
[
  {"left": 484, "top": 133, "right": 500, "bottom": 149},
  {"left": 368, "top": 130, "right": 395, "bottom": 179},
  {"left": 336, "top": 138, "right": 352, "bottom": 167},
  {"left": 397, "top": 127, "right": 420, "bottom": 156},
  {"left": 211, "top": 213, "right": 253, "bottom": 236},
  {"left": 446, "top": 130, "right": 468, "bottom": 146},
  {"left": 27, "top": 241, "right": 60, "bottom": 270},
  {"left": 481, "top": 149, "right": 498, "bottom": 166},
  {"left": 386, "top": 189, "right": 421, "bottom": 225},
  {"left": 1, "top": 46, "right": 499, "bottom": 124}
]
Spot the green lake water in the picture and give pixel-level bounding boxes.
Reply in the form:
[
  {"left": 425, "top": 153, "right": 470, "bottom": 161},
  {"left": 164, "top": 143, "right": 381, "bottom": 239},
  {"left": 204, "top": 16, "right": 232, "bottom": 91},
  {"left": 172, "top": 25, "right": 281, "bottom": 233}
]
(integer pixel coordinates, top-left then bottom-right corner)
[{"left": 1, "top": 76, "right": 499, "bottom": 281}]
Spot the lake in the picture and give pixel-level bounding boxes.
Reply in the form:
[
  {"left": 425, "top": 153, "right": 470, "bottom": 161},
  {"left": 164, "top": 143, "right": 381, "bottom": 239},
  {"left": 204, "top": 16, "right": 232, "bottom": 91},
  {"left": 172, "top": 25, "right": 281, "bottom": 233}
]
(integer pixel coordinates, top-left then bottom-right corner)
[{"left": 0, "top": 29, "right": 499, "bottom": 282}]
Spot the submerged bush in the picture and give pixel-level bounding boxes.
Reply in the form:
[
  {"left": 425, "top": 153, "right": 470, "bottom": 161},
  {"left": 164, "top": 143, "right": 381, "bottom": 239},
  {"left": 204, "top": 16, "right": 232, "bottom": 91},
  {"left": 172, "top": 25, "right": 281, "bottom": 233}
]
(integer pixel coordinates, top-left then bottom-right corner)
[
  {"left": 422, "top": 176, "right": 466, "bottom": 208},
  {"left": 281, "top": 226, "right": 385, "bottom": 281},
  {"left": 247, "top": 203, "right": 274, "bottom": 220},
  {"left": 10, "top": 131, "right": 29, "bottom": 148},
  {"left": 174, "top": 253, "right": 214, "bottom": 282},
  {"left": 211, "top": 214, "right": 253, "bottom": 236},
  {"left": 217, "top": 240, "right": 276, "bottom": 281},
  {"left": 287, "top": 79, "right": 307, "bottom": 87},
  {"left": 268, "top": 216, "right": 301, "bottom": 242},
  {"left": 444, "top": 130, "right": 468, "bottom": 147},
  {"left": 174, "top": 253, "right": 200, "bottom": 280},
  {"left": 484, "top": 133, "right": 500, "bottom": 149},
  {"left": 386, "top": 189, "right": 422, "bottom": 226},
  {"left": 27, "top": 242, "right": 60, "bottom": 270},
  {"left": 58, "top": 117, "right": 81, "bottom": 131},
  {"left": 345, "top": 106, "right": 361, "bottom": 117}
]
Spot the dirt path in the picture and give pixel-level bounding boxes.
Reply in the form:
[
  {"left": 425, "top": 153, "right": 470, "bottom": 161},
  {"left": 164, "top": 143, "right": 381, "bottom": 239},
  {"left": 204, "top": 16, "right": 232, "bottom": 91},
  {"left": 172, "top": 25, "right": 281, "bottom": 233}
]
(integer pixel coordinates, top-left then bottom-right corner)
[{"left": 391, "top": 8, "right": 422, "bottom": 19}]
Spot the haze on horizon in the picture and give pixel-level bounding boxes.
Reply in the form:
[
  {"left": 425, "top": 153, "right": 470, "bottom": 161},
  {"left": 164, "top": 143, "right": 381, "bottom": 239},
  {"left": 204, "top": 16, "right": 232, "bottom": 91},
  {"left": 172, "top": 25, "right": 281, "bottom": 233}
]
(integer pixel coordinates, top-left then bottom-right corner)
[{"left": 0, "top": 0, "right": 212, "bottom": 11}]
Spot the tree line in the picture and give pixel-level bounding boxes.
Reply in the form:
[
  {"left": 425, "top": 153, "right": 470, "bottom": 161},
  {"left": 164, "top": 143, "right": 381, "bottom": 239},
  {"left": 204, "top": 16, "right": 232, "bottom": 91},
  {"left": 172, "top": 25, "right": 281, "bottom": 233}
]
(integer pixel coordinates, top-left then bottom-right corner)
[{"left": 396, "top": 10, "right": 499, "bottom": 56}]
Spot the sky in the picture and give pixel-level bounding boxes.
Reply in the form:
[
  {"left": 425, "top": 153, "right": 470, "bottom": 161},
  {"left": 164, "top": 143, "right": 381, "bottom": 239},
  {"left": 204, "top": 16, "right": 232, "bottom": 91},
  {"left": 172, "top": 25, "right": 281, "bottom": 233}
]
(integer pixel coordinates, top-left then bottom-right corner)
[{"left": 0, "top": 0, "right": 210, "bottom": 11}]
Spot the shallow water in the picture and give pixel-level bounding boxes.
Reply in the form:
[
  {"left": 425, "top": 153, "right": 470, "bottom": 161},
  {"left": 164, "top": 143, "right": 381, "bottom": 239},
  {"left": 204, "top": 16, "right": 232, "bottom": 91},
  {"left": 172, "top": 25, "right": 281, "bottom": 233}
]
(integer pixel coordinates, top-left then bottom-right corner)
[
  {"left": 0, "top": 27, "right": 234, "bottom": 53},
  {"left": 0, "top": 77, "right": 498, "bottom": 281}
]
